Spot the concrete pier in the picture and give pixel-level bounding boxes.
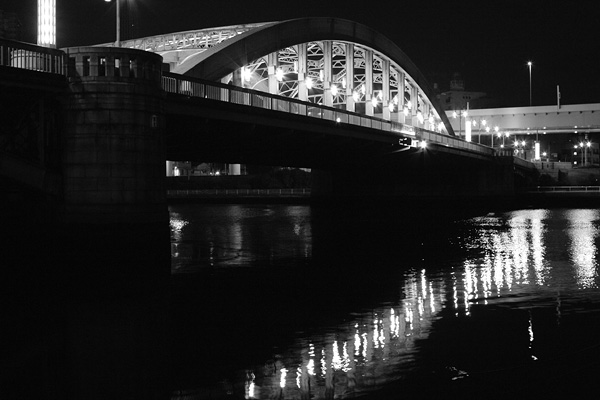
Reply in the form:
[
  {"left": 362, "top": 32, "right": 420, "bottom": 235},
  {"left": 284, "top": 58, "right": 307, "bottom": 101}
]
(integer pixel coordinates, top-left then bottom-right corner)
[{"left": 62, "top": 47, "right": 167, "bottom": 223}]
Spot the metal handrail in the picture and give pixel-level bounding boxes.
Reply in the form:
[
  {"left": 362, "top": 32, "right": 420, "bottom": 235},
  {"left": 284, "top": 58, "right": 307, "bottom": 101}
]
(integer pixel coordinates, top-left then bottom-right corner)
[
  {"left": 162, "top": 72, "right": 495, "bottom": 157},
  {"left": 167, "top": 188, "right": 311, "bottom": 197},
  {"left": 533, "top": 186, "right": 600, "bottom": 192},
  {"left": 0, "top": 39, "right": 67, "bottom": 75}
]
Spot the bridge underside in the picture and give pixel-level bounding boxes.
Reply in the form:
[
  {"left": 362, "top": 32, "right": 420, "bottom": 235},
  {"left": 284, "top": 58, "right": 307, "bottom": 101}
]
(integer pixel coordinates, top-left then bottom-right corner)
[
  {"left": 166, "top": 94, "right": 405, "bottom": 169},
  {"left": 166, "top": 94, "right": 525, "bottom": 202}
]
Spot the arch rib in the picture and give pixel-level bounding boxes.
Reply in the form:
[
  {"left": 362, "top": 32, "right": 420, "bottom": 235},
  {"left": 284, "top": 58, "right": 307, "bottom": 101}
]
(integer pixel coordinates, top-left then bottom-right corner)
[{"left": 167, "top": 18, "right": 454, "bottom": 136}]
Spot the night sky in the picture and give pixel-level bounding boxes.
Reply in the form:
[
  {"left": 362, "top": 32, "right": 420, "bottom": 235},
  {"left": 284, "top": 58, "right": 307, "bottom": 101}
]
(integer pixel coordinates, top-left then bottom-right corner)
[{"left": 4, "top": 0, "right": 600, "bottom": 107}]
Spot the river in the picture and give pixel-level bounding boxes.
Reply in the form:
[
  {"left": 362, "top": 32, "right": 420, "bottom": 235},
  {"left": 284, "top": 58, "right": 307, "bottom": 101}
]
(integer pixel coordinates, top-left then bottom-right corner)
[
  {"left": 3, "top": 202, "right": 599, "bottom": 399},
  {"left": 168, "top": 203, "right": 600, "bottom": 399}
]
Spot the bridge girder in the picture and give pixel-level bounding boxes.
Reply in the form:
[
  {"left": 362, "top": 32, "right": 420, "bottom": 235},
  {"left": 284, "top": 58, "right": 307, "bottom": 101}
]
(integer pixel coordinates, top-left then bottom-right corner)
[{"left": 118, "top": 18, "right": 454, "bottom": 137}]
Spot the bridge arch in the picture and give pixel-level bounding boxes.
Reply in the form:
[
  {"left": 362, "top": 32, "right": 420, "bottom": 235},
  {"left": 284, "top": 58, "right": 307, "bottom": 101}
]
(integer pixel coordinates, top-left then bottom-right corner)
[{"left": 123, "top": 18, "right": 453, "bottom": 136}]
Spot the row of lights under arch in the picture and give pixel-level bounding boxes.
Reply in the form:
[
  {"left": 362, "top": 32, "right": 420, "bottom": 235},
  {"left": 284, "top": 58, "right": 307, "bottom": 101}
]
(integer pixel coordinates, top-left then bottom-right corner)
[{"left": 242, "top": 66, "right": 446, "bottom": 133}]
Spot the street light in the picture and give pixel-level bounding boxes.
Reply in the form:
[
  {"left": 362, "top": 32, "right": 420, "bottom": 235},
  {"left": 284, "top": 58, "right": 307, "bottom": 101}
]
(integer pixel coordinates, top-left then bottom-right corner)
[
  {"left": 514, "top": 140, "right": 527, "bottom": 159},
  {"left": 527, "top": 61, "right": 532, "bottom": 106},
  {"left": 488, "top": 125, "right": 500, "bottom": 148},
  {"left": 500, "top": 132, "right": 510, "bottom": 149},
  {"left": 105, "top": 0, "right": 121, "bottom": 47},
  {"left": 471, "top": 118, "right": 487, "bottom": 144},
  {"left": 578, "top": 141, "right": 592, "bottom": 166},
  {"left": 452, "top": 109, "right": 468, "bottom": 139}
]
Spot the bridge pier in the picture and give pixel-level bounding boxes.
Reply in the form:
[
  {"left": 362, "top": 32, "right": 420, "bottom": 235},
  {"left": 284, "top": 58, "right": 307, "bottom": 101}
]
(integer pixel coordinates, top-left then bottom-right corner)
[
  {"left": 61, "top": 47, "right": 167, "bottom": 223},
  {"left": 311, "top": 152, "right": 519, "bottom": 208}
]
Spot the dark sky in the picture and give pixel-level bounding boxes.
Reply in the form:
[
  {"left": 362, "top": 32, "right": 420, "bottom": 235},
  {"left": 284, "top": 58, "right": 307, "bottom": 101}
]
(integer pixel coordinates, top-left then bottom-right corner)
[{"left": 4, "top": 0, "right": 600, "bottom": 107}]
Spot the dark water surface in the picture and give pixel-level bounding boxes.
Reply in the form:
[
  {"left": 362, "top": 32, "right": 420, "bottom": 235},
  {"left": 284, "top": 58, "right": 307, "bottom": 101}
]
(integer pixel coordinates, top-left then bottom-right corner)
[
  {"left": 169, "top": 204, "right": 600, "bottom": 399},
  {"left": 3, "top": 203, "right": 600, "bottom": 399}
]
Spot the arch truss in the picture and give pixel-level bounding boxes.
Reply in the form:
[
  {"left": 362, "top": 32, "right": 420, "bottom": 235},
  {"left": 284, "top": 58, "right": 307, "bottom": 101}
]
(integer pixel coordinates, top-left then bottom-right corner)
[
  {"left": 118, "top": 19, "right": 452, "bottom": 135},
  {"left": 219, "top": 40, "right": 446, "bottom": 133}
]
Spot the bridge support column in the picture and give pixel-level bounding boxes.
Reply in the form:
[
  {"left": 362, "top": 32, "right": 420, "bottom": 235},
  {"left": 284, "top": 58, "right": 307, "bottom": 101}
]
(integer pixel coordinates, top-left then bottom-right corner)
[
  {"left": 62, "top": 47, "right": 166, "bottom": 223},
  {"left": 345, "top": 43, "right": 355, "bottom": 112},
  {"left": 268, "top": 52, "right": 279, "bottom": 95},
  {"left": 365, "top": 50, "right": 374, "bottom": 116},
  {"left": 382, "top": 59, "right": 391, "bottom": 120},
  {"left": 411, "top": 86, "right": 420, "bottom": 126},
  {"left": 297, "top": 43, "right": 308, "bottom": 102},
  {"left": 323, "top": 41, "right": 333, "bottom": 107},
  {"left": 397, "top": 72, "right": 406, "bottom": 123}
]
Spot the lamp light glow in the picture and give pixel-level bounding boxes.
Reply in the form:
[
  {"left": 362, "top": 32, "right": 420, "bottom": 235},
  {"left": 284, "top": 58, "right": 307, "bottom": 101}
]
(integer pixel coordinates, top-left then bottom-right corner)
[
  {"left": 305, "top": 77, "right": 313, "bottom": 89},
  {"left": 276, "top": 68, "right": 284, "bottom": 82},
  {"left": 330, "top": 84, "right": 338, "bottom": 96},
  {"left": 38, "top": 0, "right": 56, "bottom": 48},
  {"left": 242, "top": 67, "right": 251, "bottom": 82}
]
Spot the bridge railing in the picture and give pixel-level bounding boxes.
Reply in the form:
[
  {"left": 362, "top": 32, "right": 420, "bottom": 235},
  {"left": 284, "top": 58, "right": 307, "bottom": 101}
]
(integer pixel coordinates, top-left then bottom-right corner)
[
  {"left": 532, "top": 186, "right": 600, "bottom": 193},
  {"left": 419, "top": 130, "right": 494, "bottom": 156},
  {"left": 167, "top": 188, "right": 311, "bottom": 198},
  {"left": 162, "top": 72, "right": 494, "bottom": 157},
  {"left": 0, "top": 39, "right": 67, "bottom": 75}
]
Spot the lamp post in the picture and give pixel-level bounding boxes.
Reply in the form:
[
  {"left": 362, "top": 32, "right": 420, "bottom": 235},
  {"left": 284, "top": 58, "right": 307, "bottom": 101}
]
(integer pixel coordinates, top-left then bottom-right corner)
[
  {"left": 488, "top": 125, "right": 500, "bottom": 148},
  {"left": 500, "top": 132, "right": 510, "bottom": 149},
  {"left": 471, "top": 118, "right": 487, "bottom": 144},
  {"left": 517, "top": 140, "right": 527, "bottom": 159},
  {"left": 527, "top": 61, "right": 532, "bottom": 106},
  {"left": 579, "top": 141, "right": 592, "bottom": 166},
  {"left": 105, "top": 0, "right": 121, "bottom": 47},
  {"left": 452, "top": 109, "right": 468, "bottom": 139}
]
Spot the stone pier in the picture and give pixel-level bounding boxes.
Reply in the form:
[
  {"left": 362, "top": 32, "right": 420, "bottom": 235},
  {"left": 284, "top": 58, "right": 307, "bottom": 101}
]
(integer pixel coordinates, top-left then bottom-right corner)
[{"left": 62, "top": 47, "right": 167, "bottom": 223}]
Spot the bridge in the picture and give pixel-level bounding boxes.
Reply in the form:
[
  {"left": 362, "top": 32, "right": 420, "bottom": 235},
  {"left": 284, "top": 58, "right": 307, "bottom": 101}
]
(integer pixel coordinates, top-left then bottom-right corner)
[{"left": 1, "top": 18, "right": 542, "bottom": 222}]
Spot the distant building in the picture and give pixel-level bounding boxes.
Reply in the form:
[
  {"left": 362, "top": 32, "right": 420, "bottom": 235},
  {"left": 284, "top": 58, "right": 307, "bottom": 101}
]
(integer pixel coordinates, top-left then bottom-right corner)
[
  {"left": 436, "top": 72, "right": 495, "bottom": 111},
  {"left": 0, "top": 10, "right": 22, "bottom": 41}
]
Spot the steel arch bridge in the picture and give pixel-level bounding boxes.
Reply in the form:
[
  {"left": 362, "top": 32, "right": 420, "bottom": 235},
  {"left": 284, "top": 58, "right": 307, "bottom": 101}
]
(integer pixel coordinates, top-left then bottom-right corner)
[{"left": 107, "top": 18, "right": 454, "bottom": 137}]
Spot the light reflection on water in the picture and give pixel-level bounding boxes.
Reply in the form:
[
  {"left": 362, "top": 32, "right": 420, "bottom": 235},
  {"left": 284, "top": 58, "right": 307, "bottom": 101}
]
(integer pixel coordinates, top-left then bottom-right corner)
[
  {"left": 566, "top": 209, "right": 599, "bottom": 288},
  {"left": 233, "top": 267, "right": 446, "bottom": 400},
  {"left": 169, "top": 206, "right": 600, "bottom": 399},
  {"left": 170, "top": 205, "right": 312, "bottom": 271}
]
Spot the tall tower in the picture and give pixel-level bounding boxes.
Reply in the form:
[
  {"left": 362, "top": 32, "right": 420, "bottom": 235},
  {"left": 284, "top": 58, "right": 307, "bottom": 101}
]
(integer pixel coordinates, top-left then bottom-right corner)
[{"left": 37, "top": 0, "right": 56, "bottom": 48}]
